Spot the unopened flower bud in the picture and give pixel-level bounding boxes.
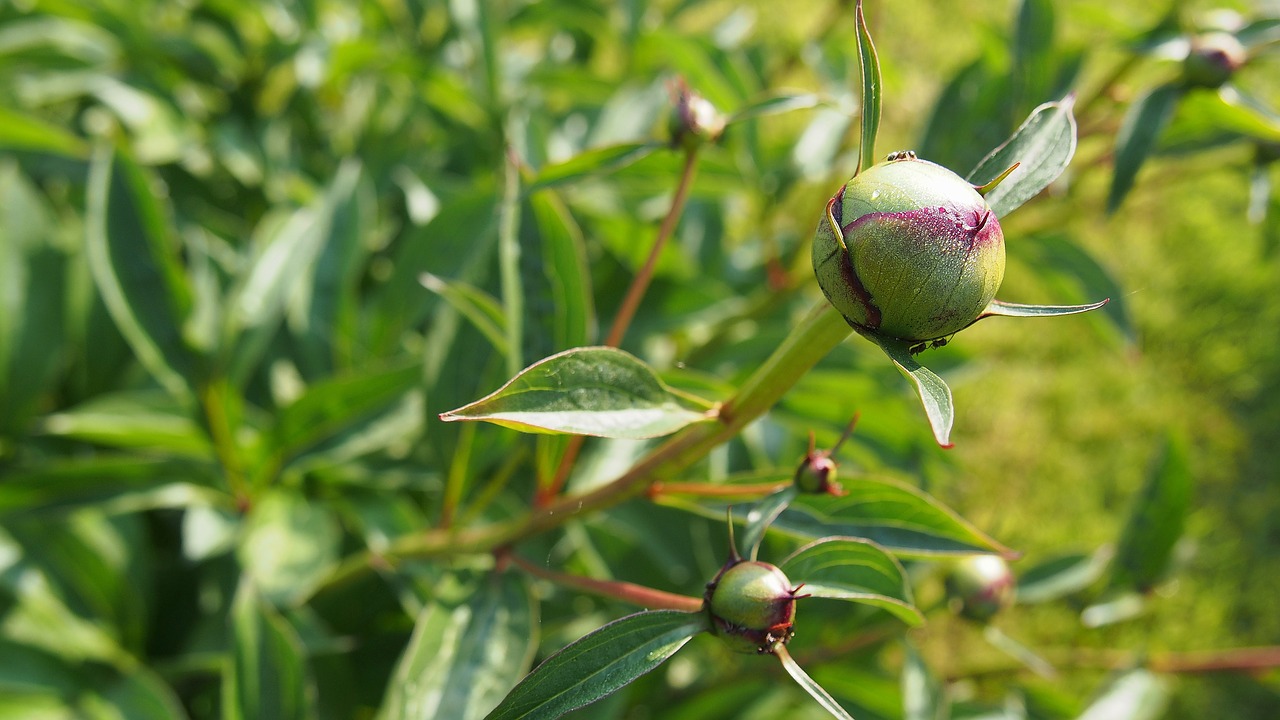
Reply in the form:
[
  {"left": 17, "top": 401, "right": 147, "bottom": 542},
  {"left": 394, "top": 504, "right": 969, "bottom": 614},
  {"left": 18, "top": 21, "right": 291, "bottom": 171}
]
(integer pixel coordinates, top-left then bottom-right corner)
[
  {"left": 668, "top": 80, "right": 726, "bottom": 150},
  {"left": 946, "top": 555, "right": 1016, "bottom": 622},
  {"left": 1182, "top": 32, "right": 1247, "bottom": 88},
  {"left": 705, "top": 560, "right": 800, "bottom": 654},
  {"left": 813, "top": 153, "right": 1006, "bottom": 343}
]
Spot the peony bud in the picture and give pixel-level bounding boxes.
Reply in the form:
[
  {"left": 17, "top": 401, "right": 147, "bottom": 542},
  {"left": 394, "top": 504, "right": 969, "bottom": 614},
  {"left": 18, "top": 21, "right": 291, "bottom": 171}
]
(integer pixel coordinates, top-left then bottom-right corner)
[
  {"left": 945, "top": 555, "right": 1016, "bottom": 622},
  {"left": 668, "top": 79, "right": 726, "bottom": 151},
  {"left": 1182, "top": 32, "right": 1247, "bottom": 89},
  {"left": 705, "top": 560, "right": 800, "bottom": 654},
  {"left": 813, "top": 152, "right": 1006, "bottom": 343}
]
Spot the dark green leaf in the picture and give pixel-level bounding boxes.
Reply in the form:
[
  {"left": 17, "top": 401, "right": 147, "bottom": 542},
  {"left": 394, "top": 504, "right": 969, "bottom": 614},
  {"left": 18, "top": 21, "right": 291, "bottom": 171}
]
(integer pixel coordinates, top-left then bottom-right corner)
[
  {"left": 530, "top": 142, "right": 664, "bottom": 191},
  {"left": 743, "top": 486, "right": 798, "bottom": 561},
  {"left": 484, "top": 610, "right": 703, "bottom": 720},
  {"left": 226, "top": 582, "right": 317, "bottom": 720},
  {"left": 1108, "top": 436, "right": 1193, "bottom": 592},
  {"left": 864, "top": 333, "right": 954, "bottom": 448},
  {"left": 381, "top": 572, "right": 537, "bottom": 720},
  {"left": 780, "top": 537, "right": 923, "bottom": 626},
  {"left": 1015, "top": 550, "right": 1110, "bottom": 604},
  {"left": 969, "top": 96, "right": 1078, "bottom": 217},
  {"left": 1108, "top": 83, "right": 1184, "bottom": 213},
  {"left": 855, "top": 0, "right": 882, "bottom": 174},
  {"left": 440, "top": 347, "right": 710, "bottom": 438},
  {"left": 86, "top": 147, "right": 197, "bottom": 398},
  {"left": 1009, "top": 234, "right": 1133, "bottom": 343}
]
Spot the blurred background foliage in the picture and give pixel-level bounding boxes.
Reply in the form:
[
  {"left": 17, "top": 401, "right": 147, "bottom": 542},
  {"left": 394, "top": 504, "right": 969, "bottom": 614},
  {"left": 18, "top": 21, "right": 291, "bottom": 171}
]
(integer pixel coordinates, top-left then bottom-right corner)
[{"left": 0, "top": 0, "right": 1278, "bottom": 717}]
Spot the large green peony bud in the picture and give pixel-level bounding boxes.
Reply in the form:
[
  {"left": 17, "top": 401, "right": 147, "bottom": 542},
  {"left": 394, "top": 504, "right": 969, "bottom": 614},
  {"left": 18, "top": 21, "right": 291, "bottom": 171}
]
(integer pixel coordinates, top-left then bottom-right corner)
[
  {"left": 813, "top": 153, "right": 1005, "bottom": 343},
  {"left": 705, "top": 560, "right": 800, "bottom": 654}
]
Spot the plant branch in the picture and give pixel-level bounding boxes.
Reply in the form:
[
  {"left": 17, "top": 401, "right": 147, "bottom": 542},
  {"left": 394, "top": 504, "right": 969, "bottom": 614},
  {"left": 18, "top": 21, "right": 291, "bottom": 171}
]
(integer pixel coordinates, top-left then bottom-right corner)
[
  {"left": 509, "top": 553, "right": 704, "bottom": 612},
  {"left": 649, "top": 480, "right": 790, "bottom": 499}
]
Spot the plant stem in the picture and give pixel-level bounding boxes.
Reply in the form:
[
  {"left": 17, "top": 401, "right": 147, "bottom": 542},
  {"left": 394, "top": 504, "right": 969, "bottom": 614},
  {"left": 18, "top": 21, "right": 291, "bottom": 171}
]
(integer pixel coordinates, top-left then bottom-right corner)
[
  {"left": 509, "top": 553, "right": 704, "bottom": 612},
  {"left": 499, "top": 146, "right": 524, "bottom": 379},
  {"left": 536, "top": 146, "right": 703, "bottom": 505},
  {"left": 318, "top": 302, "right": 851, "bottom": 592},
  {"left": 649, "top": 480, "right": 790, "bottom": 499},
  {"left": 199, "top": 379, "right": 250, "bottom": 507}
]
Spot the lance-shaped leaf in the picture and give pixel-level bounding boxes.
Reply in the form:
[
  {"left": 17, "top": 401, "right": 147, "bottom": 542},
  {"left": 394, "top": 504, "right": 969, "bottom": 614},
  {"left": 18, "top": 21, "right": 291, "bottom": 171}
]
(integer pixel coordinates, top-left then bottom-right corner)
[
  {"left": 529, "top": 142, "right": 664, "bottom": 191},
  {"left": 855, "top": 0, "right": 882, "bottom": 175},
  {"left": 1077, "top": 669, "right": 1170, "bottom": 720},
  {"left": 440, "top": 347, "right": 711, "bottom": 439},
  {"left": 484, "top": 610, "right": 704, "bottom": 720},
  {"left": 743, "top": 486, "right": 798, "bottom": 561},
  {"left": 974, "top": 297, "right": 1110, "bottom": 321},
  {"left": 381, "top": 572, "right": 537, "bottom": 720},
  {"left": 1108, "top": 436, "right": 1192, "bottom": 593},
  {"left": 968, "top": 96, "right": 1078, "bottom": 218},
  {"left": 1108, "top": 82, "right": 1184, "bottom": 213},
  {"left": 863, "top": 332, "right": 954, "bottom": 448},
  {"left": 780, "top": 538, "right": 923, "bottom": 626},
  {"left": 729, "top": 92, "right": 823, "bottom": 124}
]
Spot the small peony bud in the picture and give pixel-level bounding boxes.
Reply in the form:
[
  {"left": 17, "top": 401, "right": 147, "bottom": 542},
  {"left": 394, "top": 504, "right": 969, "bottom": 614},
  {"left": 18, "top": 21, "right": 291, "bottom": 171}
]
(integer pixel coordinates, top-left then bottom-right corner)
[
  {"left": 1182, "top": 32, "right": 1247, "bottom": 88},
  {"left": 945, "top": 555, "right": 1016, "bottom": 622},
  {"left": 813, "top": 153, "right": 1006, "bottom": 343},
  {"left": 705, "top": 560, "right": 800, "bottom": 654},
  {"left": 668, "top": 79, "right": 726, "bottom": 151}
]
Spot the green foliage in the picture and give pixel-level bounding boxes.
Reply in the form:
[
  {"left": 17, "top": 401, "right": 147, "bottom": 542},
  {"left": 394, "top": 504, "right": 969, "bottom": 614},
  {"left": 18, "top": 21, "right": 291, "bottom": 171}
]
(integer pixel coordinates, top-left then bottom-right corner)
[{"left": 1, "top": 0, "right": 1278, "bottom": 717}]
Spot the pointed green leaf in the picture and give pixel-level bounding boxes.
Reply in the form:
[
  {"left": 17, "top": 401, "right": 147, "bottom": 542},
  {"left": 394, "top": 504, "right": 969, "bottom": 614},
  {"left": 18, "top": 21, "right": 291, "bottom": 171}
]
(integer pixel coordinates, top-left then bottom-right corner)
[
  {"left": 440, "top": 347, "right": 710, "bottom": 438},
  {"left": 420, "top": 272, "right": 507, "bottom": 353},
  {"left": 530, "top": 192, "right": 594, "bottom": 351},
  {"left": 484, "top": 610, "right": 703, "bottom": 720},
  {"left": 1010, "top": 234, "right": 1133, "bottom": 342},
  {"left": 225, "top": 582, "right": 316, "bottom": 720},
  {"left": 743, "top": 486, "right": 798, "bottom": 561},
  {"left": 529, "top": 142, "right": 664, "bottom": 191},
  {"left": 855, "top": 0, "right": 882, "bottom": 175},
  {"left": 729, "top": 92, "right": 823, "bottom": 124},
  {"left": 775, "top": 476, "right": 1014, "bottom": 558},
  {"left": 903, "top": 642, "right": 944, "bottom": 720},
  {"left": 780, "top": 538, "right": 923, "bottom": 626},
  {"left": 1108, "top": 83, "right": 1184, "bottom": 213},
  {"left": 1109, "top": 436, "right": 1193, "bottom": 592},
  {"left": 0, "top": 106, "right": 90, "bottom": 159},
  {"left": 968, "top": 96, "right": 1078, "bottom": 217},
  {"left": 864, "top": 333, "right": 954, "bottom": 448},
  {"left": 86, "top": 147, "right": 196, "bottom": 398},
  {"left": 40, "top": 391, "right": 213, "bottom": 459},
  {"left": 1016, "top": 549, "right": 1111, "bottom": 604},
  {"left": 982, "top": 624, "right": 1057, "bottom": 678},
  {"left": 977, "top": 298, "right": 1109, "bottom": 320},
  {"left": 1076, "top": 669, "right": 1170, "bottom": 720},
  {"left": 381, "top": 572, "right": 537, "bottom": 720},
  {"left": 775, "top": 644, "right": 856, "bottom": 720}
]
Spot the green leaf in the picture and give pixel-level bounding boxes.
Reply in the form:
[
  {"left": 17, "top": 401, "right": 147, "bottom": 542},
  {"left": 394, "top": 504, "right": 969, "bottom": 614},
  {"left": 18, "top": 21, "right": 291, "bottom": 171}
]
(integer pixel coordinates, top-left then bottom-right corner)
[
  {"left": 1016, "top": 549, "right": 1110, "bottom": 604},
  {"left": 855, "top": 0, "right": 882, "bottom": 175},
  {"left": 1009, "top": 234, "right": 1133, "bottom": 342},
  {"left": 902, "top": 642, "right": 944, "bottom": 720},
  {"left": 529, "top": 191, "right": 594, "bottom": 352},
  {"left": 440, "top": 347, "right": 710, "bottom": 439},
  {"left": 85, "top": 147, "right": 196, "bottom": 399},
  {"left": 0, "top": 457, "right": 221, "bottom": 519},
  {"left": 968, "top": 96, "right": 1078, "bottom": 218},
  {"left": 272, "top": 358, "right": 422, "bottom": 463},
  {"left": 729, "top": 92, "right": 823, "bottom": 124},
  {"left": 775, "top": 476, "right": 1013, "bottom": 558},
  {"left": 1076, "top": 670, "right": 1170, "bottom": 720},
  {"left": 381, "top": 571, "right": 537, "bottom": 720},
  {"left": 1108, "top": 436, "right": 1193, "bottom": 592},
  {"left": 484, "top": 610, "right": 703, "bottom": 720},
  {"left": 1108, "top": 83, "right": 1184, "bottom": 213},
  {"left": 864, "top": 333, "right": 954, "bottom": 448},
  {"left": 0, "top": 106, "right": 90, "bottom": 159},
  {"left": 775, "top": 644, "right": 856, "bottom": 720},
  {"left": 779, "top": 537, "right": 923, "bottom": 626},
  {"left": 225, "top": 581, "right": 317, "bottom": 720},
  {"left": 529, "top": 142, "right": 664, "bottom": 191},
  {"left": 40, "top": 391, "right": 213, "bottom": 459},
  {"left": 237, "top": 489, "right": 341, "bottom": 606},
  {"left": 1161, "top": 86, "right": 1280, "bottom": 149},
  {"left": 743, "top": 486, "right": 798, "bottom": 561},
  {"left": 976, "top": 298, "right": 1109, "bottom": 320}
]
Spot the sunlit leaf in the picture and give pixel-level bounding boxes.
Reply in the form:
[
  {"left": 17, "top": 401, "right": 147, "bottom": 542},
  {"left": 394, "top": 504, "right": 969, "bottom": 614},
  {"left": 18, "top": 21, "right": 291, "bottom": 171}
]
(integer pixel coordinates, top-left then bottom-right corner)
[
  {"left": 863, "top": 333, "right": 954, "bottom": 448},
  {"left": 530, "top": 142, "right": 664, "bottom": 191},
  {"left": 225, "top": 582, "right": 316, "bottom": 720},
  {"left": 420, "top": 273, "right": 508, "bottom": 355},
  {"left": 780, "top": 537, "right": 923, "bottom": 625},
  {"left": 775, "top": 644, "right": 856, "bottom": 720},
  {"left": 1016, "top": 549, "right": 1111, "bottom": 604},
  {"left": 441, "top": 347, "right": 710, "bottom": 438},
  {"left": 1108, "top": 436, "right": 1192, "bottom": 592},
  {"left": 1076, "top": 669, "right": 1170, "bottom": 720},
  {"left": 237, "top": 489, "right": 341, "bottom": 606},
  {"left": 968, "top": 96, "right": 1078, "bottom": 217},
  {"left": 976, "top": 298, "right": 1109, "bottom": 320},
  {"left": 381, "top": 572, "right": 537, "bottom": 720},
  {"left": 855, "top": 0, "right": 882, "bottom": 175},
  {"left": 484, "top": 610, "right": 703, "bottom": 720}
]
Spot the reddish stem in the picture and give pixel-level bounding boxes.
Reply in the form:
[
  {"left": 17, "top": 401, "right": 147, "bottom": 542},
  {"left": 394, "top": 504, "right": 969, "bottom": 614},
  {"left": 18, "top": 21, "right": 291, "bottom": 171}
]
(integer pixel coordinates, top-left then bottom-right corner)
[{"left": 509, "top": 553, "right": 704, "bottom": 613}]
